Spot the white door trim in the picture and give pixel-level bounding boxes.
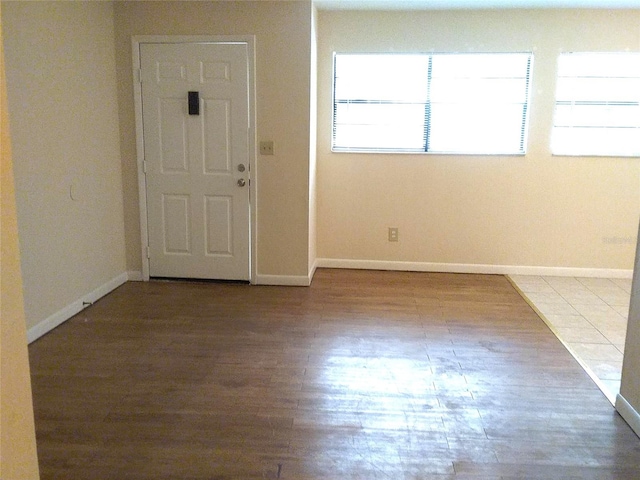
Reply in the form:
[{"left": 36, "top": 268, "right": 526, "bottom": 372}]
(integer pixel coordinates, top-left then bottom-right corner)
[{"left": 132, "top": 35, "right": 257, "bottom": 283}]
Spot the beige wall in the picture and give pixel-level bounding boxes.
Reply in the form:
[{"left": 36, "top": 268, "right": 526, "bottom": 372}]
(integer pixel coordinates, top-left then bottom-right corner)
[
  {"left": 620, "top": 221, "right": 640, "bottom": 418},
  {"left": 2, "top": 1, "right": 126, "bottom": 329},
  {"left": 309, "top": 6, "right": 318, "bottom": 272},
  {"left": 0, "top": 4, "right": 40, "bottom": 476},
  {"left": 317, "top": 9, "right": 640, "bottom": 270},
  {"left": 625, "top": 6, "right": 640, "bottom": 426},
  {"left": 114, "top": 0, "right": 313, "bottom": 278}
]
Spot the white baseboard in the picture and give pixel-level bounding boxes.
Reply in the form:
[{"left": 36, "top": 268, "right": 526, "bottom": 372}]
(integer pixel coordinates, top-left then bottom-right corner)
[
  {"left": 127, "top": 270, "right": 144, "bottom": 281},
  {"left": 254, "top": 273, "right": 312, "bottom": 286},
  {"left": 27, "top": 272, "right": 128, "bottom": 343},
  {"left": 254, "top": 259, "right": 318, "bottom": 286},
  {"left": 616, "top": 394, "right": 640, "bottom": 438},
  {"left": 308, "top": 258, "right": 318, "bottom": 284},
  {"left": 315, "top": 258, "right": 633, "bottom": 279}
]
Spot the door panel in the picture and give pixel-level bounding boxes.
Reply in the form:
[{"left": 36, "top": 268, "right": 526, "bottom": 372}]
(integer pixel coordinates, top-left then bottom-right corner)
[
  {"left": 158, "top": 98, "right": 188, "bottom": 173},
  {"left": 162, "top": 194, "right": 191, "bottom": 254},
  {"left": 205, "top": 196, "right": 233, "bottom": 256},
  {"left": 141, "top": 42, "right": 250, "bottom": 280},
  {"left": 203, "top": 99, "right": 232, "bottom": 173}
]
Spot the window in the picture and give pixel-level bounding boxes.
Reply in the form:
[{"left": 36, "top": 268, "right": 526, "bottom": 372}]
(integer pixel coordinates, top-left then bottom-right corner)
[
  {"left": 332, "top": 53, "right": 533, "bottom": 154},
  {"left": 552, "top": 52, "right": 640, "bottom": 157}
]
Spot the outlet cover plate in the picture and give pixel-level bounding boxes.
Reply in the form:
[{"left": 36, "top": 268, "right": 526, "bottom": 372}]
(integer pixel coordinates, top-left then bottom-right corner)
[{"left": 260, "top": 141, "right": 274, "bottom": 155}]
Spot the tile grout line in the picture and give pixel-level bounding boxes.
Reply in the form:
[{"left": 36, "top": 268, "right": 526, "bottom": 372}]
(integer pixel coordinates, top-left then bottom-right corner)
[{"left": 546, "top": 276, "right": 628, "bottom": 360}]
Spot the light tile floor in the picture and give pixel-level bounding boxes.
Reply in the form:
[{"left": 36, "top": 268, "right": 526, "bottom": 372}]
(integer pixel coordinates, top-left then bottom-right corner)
[{"left": 508, "top": 275, "right": 632, "bottom": 404}]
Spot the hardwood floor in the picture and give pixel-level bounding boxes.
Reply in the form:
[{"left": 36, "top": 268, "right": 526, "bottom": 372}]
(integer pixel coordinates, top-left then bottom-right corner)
[{"left": 29, "top": 269, "right": 640, "bottom": 479}]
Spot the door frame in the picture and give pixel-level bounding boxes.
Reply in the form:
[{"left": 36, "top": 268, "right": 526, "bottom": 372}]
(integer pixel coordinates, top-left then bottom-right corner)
[{"left": 132, "top": 35, "right": 257, "bottom": 283}]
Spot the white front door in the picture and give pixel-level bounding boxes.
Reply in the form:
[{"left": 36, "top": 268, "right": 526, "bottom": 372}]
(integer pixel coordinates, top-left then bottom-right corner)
[{"left": 140, "top": 42, "right": 250, "bottom": 280}]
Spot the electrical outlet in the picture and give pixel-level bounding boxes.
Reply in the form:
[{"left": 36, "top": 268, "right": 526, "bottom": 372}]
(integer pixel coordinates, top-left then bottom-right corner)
[
  {"left": 260, "top": 141, "right": 274, "bottom": 155},
  {"left": 388, "top": 227, "right": 399, "bottom": 242}
]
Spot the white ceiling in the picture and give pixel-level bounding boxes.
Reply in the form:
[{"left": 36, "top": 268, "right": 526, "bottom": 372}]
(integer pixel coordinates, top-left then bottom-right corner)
[{"left": 314, "top": 0, "right": 640, "bottom": 10}]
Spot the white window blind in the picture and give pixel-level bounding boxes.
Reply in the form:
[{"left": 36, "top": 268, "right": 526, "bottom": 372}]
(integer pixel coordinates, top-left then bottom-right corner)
[
  {"left": 333, "top": 54, "right": 429, "bottom": 151},
  {"left": 332, "top": 53, "right": 533, "bottom": 154},
  {"left": 552, "top": 53, "right": 640, "bottom": 157}
]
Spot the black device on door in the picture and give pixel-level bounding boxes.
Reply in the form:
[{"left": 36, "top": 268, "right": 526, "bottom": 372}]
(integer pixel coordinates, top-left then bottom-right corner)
[{"left": 188, "top": 91, "right": 199, "bottom": 115}]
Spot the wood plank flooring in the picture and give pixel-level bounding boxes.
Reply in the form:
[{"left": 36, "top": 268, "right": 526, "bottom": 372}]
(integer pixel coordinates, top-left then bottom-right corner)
[{"left": 29, "top": 269, "right": 640, "bottom": 479}]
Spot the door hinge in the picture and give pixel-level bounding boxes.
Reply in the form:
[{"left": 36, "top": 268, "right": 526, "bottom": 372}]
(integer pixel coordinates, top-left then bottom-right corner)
[
  {"left": 146, "top": 246, "right": 150, "bottom": 259},
  {"left": 135, "top": 68, "right": 142, "bottom": 84},
  {"left": 143, "top": 160, "right": 147, "bottom": 174}
]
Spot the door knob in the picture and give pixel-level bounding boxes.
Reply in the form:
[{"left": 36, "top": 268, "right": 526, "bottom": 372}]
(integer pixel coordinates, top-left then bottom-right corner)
[
  {"left": 237, "top": 178, "right": 246, "bottom": 187},
  {"left": 237, "top": 164, "right": 246, "bottom": 172}
]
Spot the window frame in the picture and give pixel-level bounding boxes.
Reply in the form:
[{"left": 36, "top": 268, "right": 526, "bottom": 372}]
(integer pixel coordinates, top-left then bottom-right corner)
[
  {"left": 551, "top": 52, "right": 640, "bottom": 158},
  {"left": 331, "top": 52, "right": 534, "bottom": 156}
]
